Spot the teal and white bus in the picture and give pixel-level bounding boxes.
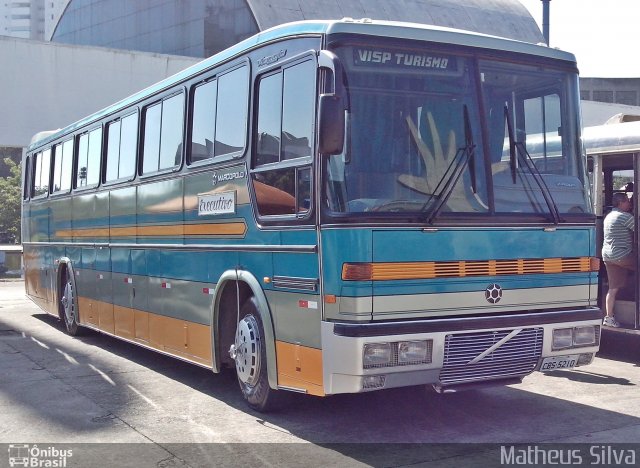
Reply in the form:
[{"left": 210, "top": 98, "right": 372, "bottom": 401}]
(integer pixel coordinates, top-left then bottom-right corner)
[{"left": 22, "top": 19, "right": 601, "bottom": 411}]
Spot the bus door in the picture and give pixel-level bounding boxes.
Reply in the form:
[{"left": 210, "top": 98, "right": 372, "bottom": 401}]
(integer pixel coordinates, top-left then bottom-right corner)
[{"left": 596, "top": 152, "right": 639, "bottom": 329}]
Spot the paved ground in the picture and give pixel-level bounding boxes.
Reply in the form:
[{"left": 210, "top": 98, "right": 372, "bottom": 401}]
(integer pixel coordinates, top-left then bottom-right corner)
[{"left": 1, "top": 281, "right": 639, "bottom": 467}]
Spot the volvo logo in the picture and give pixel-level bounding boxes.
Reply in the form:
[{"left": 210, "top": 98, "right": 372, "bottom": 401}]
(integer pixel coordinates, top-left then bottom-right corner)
[{"left": 485, "top": 283, "right": 503, "bottom": 304}]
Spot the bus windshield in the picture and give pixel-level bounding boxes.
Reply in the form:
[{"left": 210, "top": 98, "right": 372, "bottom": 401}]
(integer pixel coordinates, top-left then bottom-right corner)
[{"left": 325, "top": 44, "right": 590, "bottom": 219}]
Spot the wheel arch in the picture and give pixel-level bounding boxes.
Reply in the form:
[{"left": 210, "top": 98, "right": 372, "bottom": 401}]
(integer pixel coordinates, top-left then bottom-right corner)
[{"left": 211, "top": 269, "right": 278, "bottom": 389}]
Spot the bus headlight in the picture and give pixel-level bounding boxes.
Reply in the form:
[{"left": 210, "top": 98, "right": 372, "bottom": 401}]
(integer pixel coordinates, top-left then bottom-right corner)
[
  {"left": 363, "top": 342, "right": 391, "bottom": 368},
  {"left": 552, "top": 326, "right": 598, "bottom": 350},
  {"left": 573, "top": 326, "right": 597, "bottom": 346},
  {"left": 398, "top": 341, "right": 429, "bottom": 364},
  {"left": 552, "top": 328, "right": 573, "bottom": 350}
]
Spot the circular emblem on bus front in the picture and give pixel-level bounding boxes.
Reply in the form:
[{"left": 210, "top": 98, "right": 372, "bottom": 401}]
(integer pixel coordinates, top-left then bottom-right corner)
[{"left": 485, "top": 283, "right": 503, "bottom": 304}]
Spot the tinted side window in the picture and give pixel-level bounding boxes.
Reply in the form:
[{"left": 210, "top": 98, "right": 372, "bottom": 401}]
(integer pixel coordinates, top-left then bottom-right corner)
[
  {"left": 143, "top": 93, "right": 184, "bottom": 174},
  {"left": 105, "top": 120, "right": 121, "bottom": 182},
  {"left": 143, "top": 103, "right": 162, "bottom": 173},
  {"left": 33, "top": 148, "right": 51, "bottom": 198},
  {"left": 189, "top": 65, "right": 248, "bottom": 165},
  {"left": 76, "top": 127, "right": 102, "bottom": 189},
  {"left": 215, "top": 66, "right": 248, "bottom": 156},
  {"left": 282, "top": 60, "right": 314, "bottom": 160},
  {"left": 252, "top": 59, "right": 315, "bottom": 218},
  {"left": 191, "top": 80, "right": 217, "bottom": 163},
  {"left": 105, "top": 113, "right": 138, "bottom": 182},
  {"left": 23, "top": 156, "right": 30, "bottom": 200},
  {"left": 119, "top": 113, "right": 138, "bottom": 179},
  {"left": 255, "top": 73, "right": 283, "bottom": 166},
  {"left": 87, "top": 127, "right": 102, "bottom": 186},
  {"left": 51, "top": 139, "right": 73, "bottom": 194}
]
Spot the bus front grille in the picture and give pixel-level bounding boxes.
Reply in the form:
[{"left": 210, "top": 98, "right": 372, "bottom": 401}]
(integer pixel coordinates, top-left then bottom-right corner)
[{"left": 439, "top": 328, "right": 543, "bottom": 385}]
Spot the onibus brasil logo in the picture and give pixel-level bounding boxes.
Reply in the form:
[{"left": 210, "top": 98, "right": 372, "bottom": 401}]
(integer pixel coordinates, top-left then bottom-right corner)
[{"left": 8, "top": 444, "right": 72, "bottom": 467}]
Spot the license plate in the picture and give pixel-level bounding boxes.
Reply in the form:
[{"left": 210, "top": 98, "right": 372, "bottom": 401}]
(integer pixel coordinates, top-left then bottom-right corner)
[{"left": 540, "top": 355, "right": 579, "bottom": 371}]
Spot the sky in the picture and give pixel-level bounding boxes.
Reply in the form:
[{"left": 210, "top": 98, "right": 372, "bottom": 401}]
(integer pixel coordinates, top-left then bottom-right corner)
[{"left": 517, "top": 0, "right": 640, "bottom": 77}]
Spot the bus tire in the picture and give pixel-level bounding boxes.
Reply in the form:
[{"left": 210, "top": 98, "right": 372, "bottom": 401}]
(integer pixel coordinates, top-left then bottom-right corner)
[
  {"left": 60, "top": 270, "right": 81, "bottom": 336},
  {"left": 233, "top": 297, "right": 280, "bottom": 412}
]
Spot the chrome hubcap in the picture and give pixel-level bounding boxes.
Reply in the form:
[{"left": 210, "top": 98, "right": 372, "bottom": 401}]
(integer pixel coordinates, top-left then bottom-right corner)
[
  {"left": 62, "top": 281, "right": 75, "bottom": 324},
  {"left": 232, "top": 315, "right": 261, "bottom": 386}
]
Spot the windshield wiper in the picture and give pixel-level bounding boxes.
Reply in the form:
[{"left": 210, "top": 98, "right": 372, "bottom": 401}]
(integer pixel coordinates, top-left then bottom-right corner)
[
  {"left": 423, "top": 106, "right": 476, "bottom": 224},
  {"left": 504, "top": 105, "right": 561, "bottom": 224},
  {"left": 504, "top": 105, "right": 517, "bottom": 184}
]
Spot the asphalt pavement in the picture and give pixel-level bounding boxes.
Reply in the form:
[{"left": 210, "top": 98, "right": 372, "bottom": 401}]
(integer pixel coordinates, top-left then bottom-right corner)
[{"left": 1, "top": 280, "right": 639, "bottom": 467}]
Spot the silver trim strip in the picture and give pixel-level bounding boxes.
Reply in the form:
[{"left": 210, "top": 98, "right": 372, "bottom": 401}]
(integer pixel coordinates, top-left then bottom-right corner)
[{"left": 22, "top": 241, "right": 317, "bottom": 253}]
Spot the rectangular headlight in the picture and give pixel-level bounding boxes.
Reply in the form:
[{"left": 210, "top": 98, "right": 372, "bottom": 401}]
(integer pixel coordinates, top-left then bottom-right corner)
[
  {"left": 398, "top": 340, "right": 430, "bottom": 364},
  {"left": 363, "top": 342, "right": 391, "bottom": 368},
  {"left": 552, "top": 328, "right": 573, "bottom": 350},
  {"left": 573, "top": 326, "right": 597, "bottom": 346}
]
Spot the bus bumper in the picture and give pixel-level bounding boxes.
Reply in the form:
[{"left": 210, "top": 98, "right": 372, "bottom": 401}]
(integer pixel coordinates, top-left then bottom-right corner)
[{"left": 320, "top": 308, "right": 601, "bottom": 395}]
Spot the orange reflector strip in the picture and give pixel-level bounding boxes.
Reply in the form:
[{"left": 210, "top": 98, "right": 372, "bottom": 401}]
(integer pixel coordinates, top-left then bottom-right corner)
[{"left": 342, "top": 263, "right": 373, "bottom": 281}]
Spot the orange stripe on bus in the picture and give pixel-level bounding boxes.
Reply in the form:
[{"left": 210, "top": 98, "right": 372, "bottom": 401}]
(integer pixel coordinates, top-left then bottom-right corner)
[
  {"left": 55, "top": 221, "right": 247, "bottom": 239},
  {"left": 184, "top": 222, "right": 247, "bottom": 236}
]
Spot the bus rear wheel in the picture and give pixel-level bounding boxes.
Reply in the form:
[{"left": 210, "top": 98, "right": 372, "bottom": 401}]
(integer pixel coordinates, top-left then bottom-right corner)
[
  {"left": 60, "top": 270, "right": 81, "bottom": 336},
  {"left": 231, "top": 297, "right": 280, "bottom": 412}
]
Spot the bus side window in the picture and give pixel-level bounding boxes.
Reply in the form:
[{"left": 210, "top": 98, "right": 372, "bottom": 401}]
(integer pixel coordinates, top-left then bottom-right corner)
[
  {"left": 51, "top": 139, "right": 73, "bottom": 194},
  {"left": 189, "top": 65, "right": 248, "bottom": 165},
  {"left": 76, "top": 127, "right": 102, "bottom": 189},
  {"left": 105, "top": 112, "right": 138, "bottom": 183},
  {"left": 142, "top": 93, "right": 184, "bottom": 174},
  {"left": 32, "top": 148, "right": 51, "bottom": 198},
  {"left": 252, "top": 58, "right": 315, "bottom": 218},
  {"left": 23, "top": 156, "right": 30, "bottom": 200}
]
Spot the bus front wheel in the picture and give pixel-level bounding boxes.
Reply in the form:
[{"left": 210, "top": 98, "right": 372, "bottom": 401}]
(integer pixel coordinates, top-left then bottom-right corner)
[{"left": 231, "top": 297, "right": 280, "bottom": 412}]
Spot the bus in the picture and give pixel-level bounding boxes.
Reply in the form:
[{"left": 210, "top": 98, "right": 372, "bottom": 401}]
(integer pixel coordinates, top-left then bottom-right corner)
[
  {"left": 585, "top": 120, "right": 640, "bottom": 331},
  {"left": 22, "top": 19, "right": 601, "bottom": 411}
]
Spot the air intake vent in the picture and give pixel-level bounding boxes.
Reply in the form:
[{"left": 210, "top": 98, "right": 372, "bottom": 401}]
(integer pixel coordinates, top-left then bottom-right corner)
[{"left": 439, "top": 328, "right": 543, "bottom": 386}]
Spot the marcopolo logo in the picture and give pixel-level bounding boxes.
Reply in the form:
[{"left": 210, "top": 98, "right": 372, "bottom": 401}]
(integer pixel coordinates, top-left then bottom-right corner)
[{"left": 8, "top": 444, "right": 73, "bottom": 467}]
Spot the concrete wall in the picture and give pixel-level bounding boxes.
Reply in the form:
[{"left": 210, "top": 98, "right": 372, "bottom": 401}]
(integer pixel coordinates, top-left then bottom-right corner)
[{"left": 0, "top": 36, "right": 199, "bottom": 148}]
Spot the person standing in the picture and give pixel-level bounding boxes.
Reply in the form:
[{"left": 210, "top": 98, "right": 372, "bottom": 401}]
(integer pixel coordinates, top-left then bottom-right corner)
[{"left": 602, "top": 192, "right": 635, "bottom": 327}]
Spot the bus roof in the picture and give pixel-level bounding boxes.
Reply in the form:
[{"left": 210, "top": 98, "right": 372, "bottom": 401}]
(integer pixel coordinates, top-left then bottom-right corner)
[
  {"left": 28, "top": 19, "right": 576, "bottom": 152},
  {"left": 583, "top": 121, "right": 640, "bottom": 156}
]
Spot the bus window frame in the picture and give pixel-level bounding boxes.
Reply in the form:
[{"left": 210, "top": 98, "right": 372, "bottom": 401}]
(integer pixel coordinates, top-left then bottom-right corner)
[
  {"left": 186, "top": 60, "right": 251, "bottom": 169},
  {"left": 102, "top": 109, "right": 140, "bottom": 187},
  {"left": 22, "top": 155, "right": 31, "bottom": 200},
  {"left": 31, "top": 148, "right": 51, "bottom": 200},
  {"left": 139, "top": 87, "right": 186, "bottom": 179},
  {"left": 50, "top": 137, "right": 74, "bottom": 196},
  {"left": 73, "top": 124, "right": 103, "bottom": 192},
  {"left": 249, "top": 51, "right": 318, "bottom": 224}
]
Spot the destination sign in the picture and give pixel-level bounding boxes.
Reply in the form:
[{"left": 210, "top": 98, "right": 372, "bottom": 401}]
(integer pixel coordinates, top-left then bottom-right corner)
[{"left": 353, "top": 48, "right": 457, "bottom": 72}]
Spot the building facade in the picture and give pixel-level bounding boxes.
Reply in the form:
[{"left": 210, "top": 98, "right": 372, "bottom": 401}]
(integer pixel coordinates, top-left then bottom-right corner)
[
  {"left": 0, "top": 35, "right": 198, "bottom": 150},
  {"left": 580, "top": 78, "right": 640, "bottom": 108},
  {"left": 48, "top": 0, "right": 545, "bottom": 58},
  {"left": 0, "top": 0, "right": 66, "bottom": 40}
]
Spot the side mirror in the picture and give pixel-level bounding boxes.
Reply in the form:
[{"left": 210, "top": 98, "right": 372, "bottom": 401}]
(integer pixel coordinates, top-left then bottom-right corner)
[{"left": 318, "top": 94, "right": 345, "bottom": 155}]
